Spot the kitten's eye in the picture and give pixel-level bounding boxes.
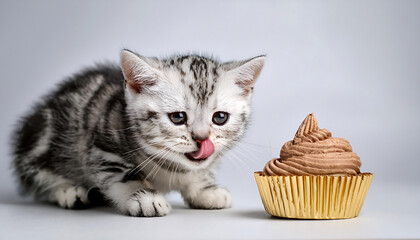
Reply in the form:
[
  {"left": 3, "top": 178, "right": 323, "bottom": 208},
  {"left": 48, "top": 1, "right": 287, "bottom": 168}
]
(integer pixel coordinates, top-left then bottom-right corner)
[
  {"left": 212, "top": 112, "right": 229, "bottom": 126},
  {"left": 168, "top": 112, "right": 187, "bottom": 125}
]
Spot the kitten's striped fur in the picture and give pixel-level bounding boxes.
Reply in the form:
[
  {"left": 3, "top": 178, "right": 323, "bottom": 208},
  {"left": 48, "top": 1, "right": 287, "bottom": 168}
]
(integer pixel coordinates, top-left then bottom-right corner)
[{"left": 12, "top": 50, "right": 265, "bottom": 216}]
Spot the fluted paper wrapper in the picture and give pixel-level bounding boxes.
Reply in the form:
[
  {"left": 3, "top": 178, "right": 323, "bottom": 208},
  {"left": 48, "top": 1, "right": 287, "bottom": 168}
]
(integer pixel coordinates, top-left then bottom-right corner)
[{"left": 254, "top": 172, "right": 373, "bottom": 219}]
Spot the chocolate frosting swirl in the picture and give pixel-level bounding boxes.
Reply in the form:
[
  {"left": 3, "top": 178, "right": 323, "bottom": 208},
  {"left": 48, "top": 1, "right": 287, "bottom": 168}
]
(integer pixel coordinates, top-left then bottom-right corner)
[{"left": 263, "top": 113, "right": 361, "bottom": 176}]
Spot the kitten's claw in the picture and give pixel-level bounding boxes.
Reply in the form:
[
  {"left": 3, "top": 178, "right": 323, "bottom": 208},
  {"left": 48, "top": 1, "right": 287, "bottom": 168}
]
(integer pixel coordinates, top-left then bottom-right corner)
[
  {"left": 125, "top": 190, "right": 171, "bottom": 217},
  {"left": 54, "top": 186, "right": 90, "bottom": 209},
  {"left": 187, "top": 187, "right": 232, "bottom": 209}
]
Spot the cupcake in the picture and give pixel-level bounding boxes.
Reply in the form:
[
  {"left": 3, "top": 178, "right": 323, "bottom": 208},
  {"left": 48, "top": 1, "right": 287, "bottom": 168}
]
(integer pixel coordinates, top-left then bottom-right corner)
[{"left": 254, "top": 113, "right": 373, "bottom": 219}]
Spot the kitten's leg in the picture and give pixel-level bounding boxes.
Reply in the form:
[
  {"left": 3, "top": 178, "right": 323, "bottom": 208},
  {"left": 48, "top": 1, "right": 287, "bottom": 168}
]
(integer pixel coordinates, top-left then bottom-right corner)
[
  {"left": 88, "top": 149, "right": 171, "bottom": 217},
  {"left": 180, "top": 173, "right": 232, "bottom": 209},
  {"left": 53, "top": 185, "right": 90, "bottom": 209},
  {"left": 26, "top": 169, "right": 91, "bottom": 209},
  {"left": 104, "top": 180, "right": 171, "bottom": 217},
  {"left": 13, "top": 108, "right": 91, "bottom": 209}
]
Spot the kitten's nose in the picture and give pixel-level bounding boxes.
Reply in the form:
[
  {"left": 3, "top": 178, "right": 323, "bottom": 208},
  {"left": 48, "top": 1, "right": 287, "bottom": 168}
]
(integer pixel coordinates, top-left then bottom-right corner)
[{"left": 192, "top": 132, "right": 209, "bottom": 145}]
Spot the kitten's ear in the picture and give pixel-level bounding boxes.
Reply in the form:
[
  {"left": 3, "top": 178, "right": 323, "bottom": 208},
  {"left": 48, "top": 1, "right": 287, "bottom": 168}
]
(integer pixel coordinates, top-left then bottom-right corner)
[
  {"left": 223, "top": 55, "right": 266, "bottom": 96},
  {"left": 120, "top": 49, "right": 160, "bottom": 94}
]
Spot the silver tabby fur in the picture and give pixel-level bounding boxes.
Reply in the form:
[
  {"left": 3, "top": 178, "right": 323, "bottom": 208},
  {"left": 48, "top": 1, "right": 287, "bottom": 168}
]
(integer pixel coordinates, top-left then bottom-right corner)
[{"left": 11, "top": 49, "right": 265, "bottom": 217}]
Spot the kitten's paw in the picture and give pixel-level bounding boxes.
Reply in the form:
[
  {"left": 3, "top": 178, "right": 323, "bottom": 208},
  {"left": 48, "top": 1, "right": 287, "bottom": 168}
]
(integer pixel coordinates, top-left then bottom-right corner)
[
  {"left": 187, "top": 187, "right": 232, "bottom": 209},
  {"left": 54, "top": 186, "right": 90, "bottom": 209},
  {"left": 125, "top": 189, "right": 171, "bottom": 217}
]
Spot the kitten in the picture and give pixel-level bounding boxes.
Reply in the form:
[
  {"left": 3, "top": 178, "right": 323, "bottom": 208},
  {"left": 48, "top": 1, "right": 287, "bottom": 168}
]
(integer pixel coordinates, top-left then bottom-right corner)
[{"left": 11, "top": 49, "right": 265, "bottom": 217}]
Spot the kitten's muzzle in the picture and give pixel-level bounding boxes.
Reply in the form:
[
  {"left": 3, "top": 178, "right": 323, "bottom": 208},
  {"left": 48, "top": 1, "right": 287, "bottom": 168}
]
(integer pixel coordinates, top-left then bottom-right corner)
[
  {"left": 185, "top": 138, "right": 215, "bottom": 161},
  {"left": 191, "top": 131, "right": 209, "bottom": 143}
]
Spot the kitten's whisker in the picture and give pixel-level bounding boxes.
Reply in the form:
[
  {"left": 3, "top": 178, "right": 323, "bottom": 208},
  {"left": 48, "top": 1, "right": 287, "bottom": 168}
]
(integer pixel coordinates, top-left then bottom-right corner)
[
  {"left": 229, "top": 145, "right": 261, "bottom": 164},
  {"left": 143, "top": 142, "right": 181, "bottom": 181},
  {"left": 228, "top": 152, "right": 253, "bottom": 169},
  {"left": 229, "top": 150, "right": 258, "bottom": 166},
  {"left": 149, "top": 151, "right": 172, "bottom": 180},
  {"left": 121, "top": 137, "right": 173, "bottom": 157},
  {"left": 122, "top": 146, "right": 144, "bottom": 156},
  {"left": 167, "top": 150, "right": 182, "bottom": 190},
  {"left": 129, "top": 146, "right": 170, "bottom": 176},
  {"left": 128, "top": 141, "right": 180, "bottom": 176},
  {"left": 225, "top": 151, "right": 254, "bottom": 171},
  {"left": 236, "top": 142, "right": 271, "bottom": 155},
  {"left": 240, "top": 141, "right": 272, "bottom": 149},
  {"left": 106, "top": 125, "right": 138, "bottom": 132},
  {"left": 218, "top": 142, "right": 255, "bottom": 170},
  {"left": 168, "top": 155, "right": 175, "bottom": 190},
  {"left": 172, "top": 160, "right": 181, "bottom": 188},
  {"left": 269, "top": 141, "right": 274, "bottom": 157},
  {"left": 150, "top": 150, "right": 177, "bottom": 182},
  {"left": 146, "top": 148, "right": 174, "bottom": 181},
  {"left": 133, "top": 147, "right": 173, "bottom": 176},
  {"left": 220, "top": 151, "right": 244, "bottom": 172},
  {"left": 233, "top": 146, "right": 271, "bottom": 159},
  {"left": 230, "top": 147, "right": 262, "bottom": 168}
]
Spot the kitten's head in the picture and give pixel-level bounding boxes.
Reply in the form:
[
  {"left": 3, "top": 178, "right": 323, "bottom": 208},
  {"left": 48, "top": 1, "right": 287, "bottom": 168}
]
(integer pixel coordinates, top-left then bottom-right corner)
[{"left": 121, "top": 50, "right": 265, "bottom": 171}]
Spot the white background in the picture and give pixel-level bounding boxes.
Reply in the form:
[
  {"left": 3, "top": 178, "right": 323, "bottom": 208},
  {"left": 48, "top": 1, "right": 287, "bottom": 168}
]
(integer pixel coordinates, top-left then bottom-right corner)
[{"left": 1, "top": 0, "right": 419, "bottom": 239}]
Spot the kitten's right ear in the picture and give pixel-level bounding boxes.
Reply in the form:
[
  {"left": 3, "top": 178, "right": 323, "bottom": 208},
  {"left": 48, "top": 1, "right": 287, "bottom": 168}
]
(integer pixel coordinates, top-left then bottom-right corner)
[
  {"left": 120, "top": 49, "right": 159, "bottom": 94},
  {"left": 223, "top": 55, "right": 266, "bottom": 96}
]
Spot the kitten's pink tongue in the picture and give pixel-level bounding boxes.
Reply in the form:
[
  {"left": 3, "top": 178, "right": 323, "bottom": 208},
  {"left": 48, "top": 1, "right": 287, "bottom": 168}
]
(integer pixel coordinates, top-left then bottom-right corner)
[{"left": 188, "top": 139, "right": 215, "bottom": 160}]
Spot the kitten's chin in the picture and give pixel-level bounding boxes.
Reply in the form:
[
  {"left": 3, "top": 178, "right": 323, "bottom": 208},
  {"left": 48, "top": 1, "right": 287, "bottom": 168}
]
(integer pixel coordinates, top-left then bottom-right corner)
[
  {"left": 184, "top": 153, "right": 209, "bottom": 162},
  {"left": 172, "top": 151, "right": 217, "bottom": 170},
  {"left": 181, "top": 153, "right": 216, "bottom": 170}
]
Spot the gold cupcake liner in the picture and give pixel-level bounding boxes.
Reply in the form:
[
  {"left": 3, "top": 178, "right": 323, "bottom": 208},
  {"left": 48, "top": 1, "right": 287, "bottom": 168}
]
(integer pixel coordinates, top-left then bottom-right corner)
[{"left": 254, "top": 172, "right": 373, "bottom": 219}]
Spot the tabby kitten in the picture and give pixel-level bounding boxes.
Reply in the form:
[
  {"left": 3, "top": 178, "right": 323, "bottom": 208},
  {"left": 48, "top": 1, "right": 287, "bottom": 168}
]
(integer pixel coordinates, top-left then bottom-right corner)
[{"left": 12, "top": 49, "right": 265, "bottom": 217}]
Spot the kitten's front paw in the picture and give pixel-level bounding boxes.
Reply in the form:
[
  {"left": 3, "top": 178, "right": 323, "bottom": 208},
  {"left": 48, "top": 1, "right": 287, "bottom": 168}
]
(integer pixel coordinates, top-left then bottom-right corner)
[
  {"left": 54, "top": 186, "right": 90, "bottom": 209},
  {"left": 187, "top": 187, "right": 232, "bottom": 209},
  {"left": 125, "top": 189, "right": 171, "bottom": 217}
]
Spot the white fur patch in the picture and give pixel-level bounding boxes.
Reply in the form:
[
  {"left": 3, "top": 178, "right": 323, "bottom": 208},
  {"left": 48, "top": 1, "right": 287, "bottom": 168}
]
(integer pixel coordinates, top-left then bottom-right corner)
[
  {"left": 186, "top": 187, "right": 232, "bottom": 209},
  {"left": 106, "top": 181, "right": 170, "bottom": 216},
  {"left": 107, "top": 181, "right": 142, "bottom": 210},
  {"left": 126, "top": 191, "right": 171, "bottom": 217},
  {"left": 33, "top": 170, "right": 69, "bottom": 194},
  {"left": 54, "top": 186, "right": 89, "bottom": 208}
]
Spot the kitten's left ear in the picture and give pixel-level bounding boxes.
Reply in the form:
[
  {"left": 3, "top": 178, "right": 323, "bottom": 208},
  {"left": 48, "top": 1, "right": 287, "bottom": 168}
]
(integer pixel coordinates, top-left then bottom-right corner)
[
  {"left": 223, "top": 55, "right": 266, "bottom": 96},
  {"left": 120, "top": 49, "right": 160, "bottom": 94}
]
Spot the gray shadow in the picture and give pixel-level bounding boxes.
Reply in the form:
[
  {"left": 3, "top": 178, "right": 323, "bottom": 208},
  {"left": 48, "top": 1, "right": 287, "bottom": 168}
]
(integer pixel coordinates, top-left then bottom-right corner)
[
  {"left": 0, "top": 192, "right": 190, "bottom": 216},
  {"left": 233, "top": 209, "right": 345, "bottom": 221},
  {"left": 232, "top": 209, "right": 275, "bottom": 220}
]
